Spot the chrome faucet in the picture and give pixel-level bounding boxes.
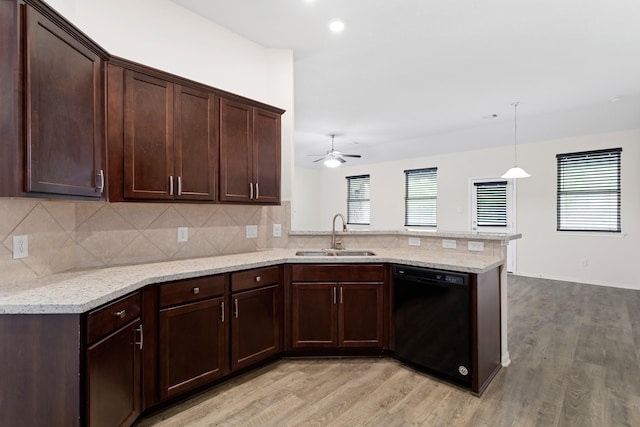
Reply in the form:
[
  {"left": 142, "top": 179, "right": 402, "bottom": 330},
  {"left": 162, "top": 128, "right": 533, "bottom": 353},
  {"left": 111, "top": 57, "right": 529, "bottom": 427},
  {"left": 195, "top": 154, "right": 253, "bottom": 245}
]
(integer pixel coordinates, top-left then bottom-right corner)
[{"left": 331, "top": 213, "right": 347, "bottom": 250}]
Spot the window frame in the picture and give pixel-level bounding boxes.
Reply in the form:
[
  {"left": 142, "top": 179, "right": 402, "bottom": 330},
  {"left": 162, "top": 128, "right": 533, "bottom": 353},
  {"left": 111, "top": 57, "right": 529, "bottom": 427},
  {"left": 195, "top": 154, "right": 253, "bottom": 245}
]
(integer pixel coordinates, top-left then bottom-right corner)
[
  {"left": 556, "top": 148, "right": 622, "bottom": 233},
  {"left": 404, "top": 167, "right": 437, "bottom": 227},
  {"left": 346, "top": 174, "right": 370, "bottom": 225}
]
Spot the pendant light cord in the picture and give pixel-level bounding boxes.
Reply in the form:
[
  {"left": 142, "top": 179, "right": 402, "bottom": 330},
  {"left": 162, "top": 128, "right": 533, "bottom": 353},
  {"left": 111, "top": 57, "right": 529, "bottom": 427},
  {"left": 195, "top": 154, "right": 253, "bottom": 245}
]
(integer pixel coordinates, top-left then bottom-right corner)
[{"left": 512, "top": 102, "right": 520, "bottom": 166}]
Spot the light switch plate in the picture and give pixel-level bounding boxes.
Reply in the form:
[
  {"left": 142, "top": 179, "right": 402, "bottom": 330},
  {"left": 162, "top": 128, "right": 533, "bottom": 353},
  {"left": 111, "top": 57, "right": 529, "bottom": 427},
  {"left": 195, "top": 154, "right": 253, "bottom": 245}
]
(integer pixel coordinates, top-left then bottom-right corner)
[
  {"left": 442, "top": 239, "right": 457, "bottom": 249},
  {"left": 468, "top": 241, "right": 485, "bottom": 252},
  {"left": 13, "top": 235, "right": 28, "bottom": 259},
  {"left": 177, "top": 227, "right": 188, "bottom": 242},
  {"left": 273, "top": 224, "right": 282, "bottom": 237},
  {"left": 246, "top": 225, "right": 258, "bottom": 239},
  {"left": 408, "top": 237, "right": 421, "bottom": 247}
]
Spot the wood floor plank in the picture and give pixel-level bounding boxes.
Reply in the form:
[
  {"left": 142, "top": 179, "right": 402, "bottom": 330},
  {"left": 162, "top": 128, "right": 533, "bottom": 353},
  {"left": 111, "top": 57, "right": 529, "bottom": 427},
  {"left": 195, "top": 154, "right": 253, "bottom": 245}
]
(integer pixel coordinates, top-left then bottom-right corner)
[{"left": 136, "top": 275, "right": 640, "bottom": 427}]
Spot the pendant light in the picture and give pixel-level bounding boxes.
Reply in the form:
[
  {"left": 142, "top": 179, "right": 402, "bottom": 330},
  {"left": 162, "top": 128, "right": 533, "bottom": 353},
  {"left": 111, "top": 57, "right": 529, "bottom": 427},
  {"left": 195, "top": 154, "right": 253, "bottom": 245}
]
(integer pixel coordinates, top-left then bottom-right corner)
[{"left": 502, "top": 102, "right": 530, "bottom": 179}]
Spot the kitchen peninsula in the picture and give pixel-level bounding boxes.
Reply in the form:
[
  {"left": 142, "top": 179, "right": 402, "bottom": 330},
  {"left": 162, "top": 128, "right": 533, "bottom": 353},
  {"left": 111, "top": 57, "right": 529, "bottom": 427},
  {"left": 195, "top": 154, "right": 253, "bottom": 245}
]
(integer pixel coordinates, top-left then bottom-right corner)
[{"left": 0, "top": 231, "right": 519, "bottom": 427}]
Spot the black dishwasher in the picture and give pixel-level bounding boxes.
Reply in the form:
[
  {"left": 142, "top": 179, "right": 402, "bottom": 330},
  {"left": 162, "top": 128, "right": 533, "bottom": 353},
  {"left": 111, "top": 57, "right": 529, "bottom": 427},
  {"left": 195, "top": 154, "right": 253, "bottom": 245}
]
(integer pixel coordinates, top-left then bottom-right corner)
[{"left": 393, "top": 265, "right": 471, "bottom": 387}]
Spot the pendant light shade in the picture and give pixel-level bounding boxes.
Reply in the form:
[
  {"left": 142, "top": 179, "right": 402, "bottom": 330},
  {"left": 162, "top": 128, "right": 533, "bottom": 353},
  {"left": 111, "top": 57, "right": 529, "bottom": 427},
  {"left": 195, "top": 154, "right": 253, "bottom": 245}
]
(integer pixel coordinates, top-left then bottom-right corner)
[
  {"left": 502, "top": 102, "right": 530, "bottom": 179},
  {"left": 502, "top": 166, "right": 530, "bottom": 179}
]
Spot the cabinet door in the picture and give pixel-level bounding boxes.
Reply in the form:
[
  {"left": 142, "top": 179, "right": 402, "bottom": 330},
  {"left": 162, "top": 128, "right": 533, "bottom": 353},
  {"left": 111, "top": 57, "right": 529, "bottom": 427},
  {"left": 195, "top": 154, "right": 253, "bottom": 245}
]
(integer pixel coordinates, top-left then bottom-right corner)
[
  {"left": 339, "top": 283, "right": 384, "bottom": 348},
  {"left": 231, "top": 284, "right": 281, "bottom": 370},
  {"left": 219, "top": 98, "right": 253, "bottom": 202},
  {"left": 25, "top": 6, "right": 104, "bottom": 198},
  {"left": 86, "top": 320, "right": 141, "bottom": 427},
  {"left": 291, "top": 283, "right": 337, "bottom": 348},
  {"left": 253, "top": 108, "right": 281, "bottom": 203},
  {"left": 174, "top": 86, "right": 217, "bottom": 201},
  {"left": 123, "top": 70, "right": 174, "bottom": 200},
  {"left": 159, "top": 297, "right": 226, "bottom": 399}
]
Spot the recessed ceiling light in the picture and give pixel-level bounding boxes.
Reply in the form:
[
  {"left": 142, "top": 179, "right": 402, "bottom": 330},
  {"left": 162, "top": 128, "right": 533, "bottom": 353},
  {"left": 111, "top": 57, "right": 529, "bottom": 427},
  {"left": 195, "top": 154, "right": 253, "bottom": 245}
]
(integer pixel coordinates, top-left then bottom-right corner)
[
  {"left": 610, "top": 97, "right": 622, "bottom": 103},
  {"left": 329, "top": 20, "right": 345, "bottom": 33}
]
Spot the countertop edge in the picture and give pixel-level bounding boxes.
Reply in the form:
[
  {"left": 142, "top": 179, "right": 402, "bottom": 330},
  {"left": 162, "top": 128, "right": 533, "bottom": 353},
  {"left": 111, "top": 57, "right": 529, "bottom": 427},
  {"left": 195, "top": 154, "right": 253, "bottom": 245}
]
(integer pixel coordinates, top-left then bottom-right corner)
[{"left": 289, "top": 230, "right": 522, "bottom": 241}]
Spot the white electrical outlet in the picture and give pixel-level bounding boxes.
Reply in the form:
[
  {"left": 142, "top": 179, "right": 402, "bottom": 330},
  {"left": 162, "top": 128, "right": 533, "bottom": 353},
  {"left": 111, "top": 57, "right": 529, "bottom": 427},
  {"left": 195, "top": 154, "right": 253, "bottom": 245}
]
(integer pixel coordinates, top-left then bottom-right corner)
[
  {"left": 408, "top": 237, "right": 421, "bottom": 247},
  {"left": 13, "top": 235, "right": 28, "bottom": 259},
  {"left": 468, "top": 241, "right": 485, "bottom": 252},
  {"left": 442, "top": 239, "right": 457, "bottom": 249},
  {"left": 246, "top": 225, "right": 258, "bottom": 239},
  {"left": 273, "top": 224, "right": 282, "bottom": 237},
  {"left": 177, "top": 227, "right": 188, "bottom": 242}
]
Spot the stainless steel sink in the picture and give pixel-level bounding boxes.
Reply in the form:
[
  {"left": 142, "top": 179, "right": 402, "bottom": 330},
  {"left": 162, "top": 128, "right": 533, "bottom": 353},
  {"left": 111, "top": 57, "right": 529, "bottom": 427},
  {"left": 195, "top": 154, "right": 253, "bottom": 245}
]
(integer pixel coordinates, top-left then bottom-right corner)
[
  {"left": 295, "top": 250, "right": 334, "bottom": 256},
  {"left": 334, "top": 250, "right": 376, "bottom": 256}
]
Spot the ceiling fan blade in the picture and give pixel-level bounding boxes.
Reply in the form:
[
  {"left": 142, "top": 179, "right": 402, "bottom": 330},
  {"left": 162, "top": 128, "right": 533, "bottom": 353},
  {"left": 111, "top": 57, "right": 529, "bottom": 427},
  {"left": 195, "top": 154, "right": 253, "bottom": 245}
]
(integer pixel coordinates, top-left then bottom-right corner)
[
  {"left": 341, "top": 154, "right": 362, "bottom": 158},
  {"left": 312, "top": 157, "right": 325, "bottom": 163},
  {"left": 338, "top": 157, "right": 347, "bottom": 163}
]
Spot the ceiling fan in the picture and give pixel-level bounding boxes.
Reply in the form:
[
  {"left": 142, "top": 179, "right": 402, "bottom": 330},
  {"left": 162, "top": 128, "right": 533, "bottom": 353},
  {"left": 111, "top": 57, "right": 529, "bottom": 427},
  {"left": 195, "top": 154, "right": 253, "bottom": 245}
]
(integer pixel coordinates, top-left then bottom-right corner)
[{"left": 311, "top": 134, "right": 362, "bottom": 168}]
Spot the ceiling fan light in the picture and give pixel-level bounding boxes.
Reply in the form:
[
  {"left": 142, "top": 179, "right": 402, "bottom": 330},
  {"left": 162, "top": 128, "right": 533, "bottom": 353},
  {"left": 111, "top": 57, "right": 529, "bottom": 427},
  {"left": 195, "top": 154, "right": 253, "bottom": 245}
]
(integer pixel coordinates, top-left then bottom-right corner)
[
  {"left": 324, "top": 158, "right": 341, "bottom": 168},
  {"left": 501, "top": 166, "right": 530, "bottom": 179}
]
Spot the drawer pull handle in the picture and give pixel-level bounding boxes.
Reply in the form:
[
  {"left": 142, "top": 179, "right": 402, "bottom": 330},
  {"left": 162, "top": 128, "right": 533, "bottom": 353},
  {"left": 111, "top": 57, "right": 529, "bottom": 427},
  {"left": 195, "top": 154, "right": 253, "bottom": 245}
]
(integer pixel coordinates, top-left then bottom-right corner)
[
  {"left": 135, "top": 324, "right": 144, "bottom": 350},
  {"left": 255, "top": 276, "right": 261, "bottom": 283},
  {"left": 234, "top": 299, "right": 239, "bottom": 318},
  {"left": 115, "top": 310, "right": 126, "bottom": 319},
  {"left": 221, "top": 301, "right": 225, "bottom": 323},
  {"left": 193, "top": 287, "right": 200, "bottom": 295}
]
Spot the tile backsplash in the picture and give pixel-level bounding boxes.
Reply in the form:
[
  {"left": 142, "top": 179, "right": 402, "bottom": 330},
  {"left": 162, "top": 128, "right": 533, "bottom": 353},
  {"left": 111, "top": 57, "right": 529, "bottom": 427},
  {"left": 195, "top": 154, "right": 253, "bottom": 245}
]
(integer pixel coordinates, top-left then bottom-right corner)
[{"left": 0, "top": 198, "right": 290, "bottom": 286}]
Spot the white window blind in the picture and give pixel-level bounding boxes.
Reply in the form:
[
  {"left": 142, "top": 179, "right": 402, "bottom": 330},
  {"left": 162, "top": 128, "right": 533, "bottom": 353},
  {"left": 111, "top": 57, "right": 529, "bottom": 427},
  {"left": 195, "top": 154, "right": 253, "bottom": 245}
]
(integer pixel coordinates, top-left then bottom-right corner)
[
  {"left": 405, "top": 168, "right": 437, "bottom": 227},
  {"left": 557, "top": 148, "right": 622, "bottom": 232},
  {"left": 346, "top": 175, "right": 370, "bottom": 225},
  {"left": 475, "top": 181, "right": 507, "bottom": 227}
]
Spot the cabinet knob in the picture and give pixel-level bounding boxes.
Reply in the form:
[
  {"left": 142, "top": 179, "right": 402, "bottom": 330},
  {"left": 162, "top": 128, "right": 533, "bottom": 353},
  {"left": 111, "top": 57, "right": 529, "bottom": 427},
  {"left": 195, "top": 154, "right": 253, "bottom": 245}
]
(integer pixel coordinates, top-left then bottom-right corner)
[
  {"left": 193, "top": 287, "right": 200, "bottom": 295},
  {"left": 255, "top": 276, "right": 261, "bottom": 283},
  {"left": 114, "top": 310, "right": 126, "bottom": 319}
]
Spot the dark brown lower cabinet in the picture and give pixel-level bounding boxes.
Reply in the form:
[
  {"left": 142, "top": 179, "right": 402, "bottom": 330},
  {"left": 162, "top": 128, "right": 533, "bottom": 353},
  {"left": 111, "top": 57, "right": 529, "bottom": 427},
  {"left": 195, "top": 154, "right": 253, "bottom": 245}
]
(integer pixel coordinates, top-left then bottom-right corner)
[
  {"left": 86, "top": 320, "right": 141, "bottom": 427},
  {"left": 339, "top": 283, "right": 384, "bottom": 347},
  {"left": 157, "top": 275, "right": 228, "bottom": 400},
  {"left": 291, "top": 282, "right": 337, "bottom": 347},
  {"left": 85, "top": 292, "right": 142, "bottom": 427},
  {"left": 231, "top": 284, "right": 282, "bottom": 370},
  {"left": 291, "top": 281, "right": 384, "bottom": 349},
  {"left": 159, "top": 297, "right": 226, "bottom": 399}
]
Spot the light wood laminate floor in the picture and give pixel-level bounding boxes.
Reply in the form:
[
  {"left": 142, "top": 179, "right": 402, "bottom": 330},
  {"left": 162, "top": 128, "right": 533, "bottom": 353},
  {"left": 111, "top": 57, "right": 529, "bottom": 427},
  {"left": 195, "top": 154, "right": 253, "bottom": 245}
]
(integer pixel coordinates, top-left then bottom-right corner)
[{"left": 136, "top": 275, "right": 640, "bottom": 427}]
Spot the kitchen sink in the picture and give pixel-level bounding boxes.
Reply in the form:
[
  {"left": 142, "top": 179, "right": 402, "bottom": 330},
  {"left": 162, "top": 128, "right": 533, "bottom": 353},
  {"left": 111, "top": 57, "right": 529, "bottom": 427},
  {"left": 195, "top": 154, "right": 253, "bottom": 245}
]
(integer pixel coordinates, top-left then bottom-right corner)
[
  {"left": 334, "top": 250, "right": 377, "bottom": 256},
  {"left": 295, "top": 250, "right": 333, "bottom": 256},
  {"left": 295, "top": 250, "right": 377, "bottom": 257}
]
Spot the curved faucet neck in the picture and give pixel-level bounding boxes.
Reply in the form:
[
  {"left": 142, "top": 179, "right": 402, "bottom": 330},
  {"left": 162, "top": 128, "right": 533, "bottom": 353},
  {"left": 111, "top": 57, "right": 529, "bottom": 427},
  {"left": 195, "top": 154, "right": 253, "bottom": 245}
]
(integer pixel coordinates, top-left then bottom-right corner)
[{"left": 331, "top": 213, "right": 347, "bottom": 249}]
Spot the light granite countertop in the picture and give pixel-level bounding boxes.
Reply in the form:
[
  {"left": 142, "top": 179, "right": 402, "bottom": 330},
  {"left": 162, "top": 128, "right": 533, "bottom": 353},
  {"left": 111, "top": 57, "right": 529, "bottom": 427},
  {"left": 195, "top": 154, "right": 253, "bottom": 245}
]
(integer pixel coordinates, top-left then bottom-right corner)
[
  {"left": 289, "top": 230, "right": 522, "bottom": 242},
  {"left": 0, "top": 248, "right": 504, "bottom": 314}
]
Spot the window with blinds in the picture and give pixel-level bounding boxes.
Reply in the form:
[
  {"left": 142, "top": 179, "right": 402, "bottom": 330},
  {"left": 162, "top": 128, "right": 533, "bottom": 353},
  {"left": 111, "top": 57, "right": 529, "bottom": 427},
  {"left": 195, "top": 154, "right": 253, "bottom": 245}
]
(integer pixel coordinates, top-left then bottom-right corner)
[
  {"left": 475, "top": 181, "right": 507, "bottom": 227},
  {"left": 405, "top": 168, "right": 437, "bottom": 227},
  {"left": 346, "top": 175, "right": 370, "bottom": 225},
  {"left": 557, "top": 148, "right": 622, "bottom": 232}
]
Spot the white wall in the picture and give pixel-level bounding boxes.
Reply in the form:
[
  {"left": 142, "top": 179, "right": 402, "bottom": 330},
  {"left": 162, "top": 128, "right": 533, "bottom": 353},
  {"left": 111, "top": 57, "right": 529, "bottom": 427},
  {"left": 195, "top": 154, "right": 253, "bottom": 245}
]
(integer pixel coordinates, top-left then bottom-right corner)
[
  {"left": 45, "top": 0, "right": 295, "bottom": 200},
  {"left": 295, "top": 129, "right": 640, "bottom": 289}
]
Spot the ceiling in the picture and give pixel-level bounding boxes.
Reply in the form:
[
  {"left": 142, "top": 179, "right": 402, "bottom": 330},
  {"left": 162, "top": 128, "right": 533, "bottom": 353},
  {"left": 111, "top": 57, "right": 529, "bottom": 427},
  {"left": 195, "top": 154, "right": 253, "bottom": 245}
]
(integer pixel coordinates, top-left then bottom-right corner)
[{"left": 172, "top": 0, "right": 640, "bottom": 167}]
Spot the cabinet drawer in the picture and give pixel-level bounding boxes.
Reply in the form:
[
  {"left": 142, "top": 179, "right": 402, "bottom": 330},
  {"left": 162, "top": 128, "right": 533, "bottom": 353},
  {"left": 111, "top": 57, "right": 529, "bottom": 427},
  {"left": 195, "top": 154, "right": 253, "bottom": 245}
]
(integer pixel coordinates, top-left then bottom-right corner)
[
  {"left": 87, "top": 292, "right": 141, "bottom": 344},
  {"left": 291, "top": 264, "right": 384, "bottom": 282},
  {"left": 159, "top": 275, "right": 226, "bottom": 308},
  {"left": 231, "top": 266, "right": 280, "bottom": 292}
]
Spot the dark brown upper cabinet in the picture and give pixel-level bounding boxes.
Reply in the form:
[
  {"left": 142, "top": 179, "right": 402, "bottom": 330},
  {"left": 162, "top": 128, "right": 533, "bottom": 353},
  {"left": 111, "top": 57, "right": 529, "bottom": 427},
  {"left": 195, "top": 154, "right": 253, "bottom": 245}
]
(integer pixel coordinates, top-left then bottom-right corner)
[
  {"left": 220, "top": 98, "right": 281, "bottom": 204},
  {"left": 108, "top": 67, "right": 217, "bottom": 201},
  {"left": 0, "top": 0, "right": 107, "bottom": 199}
]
